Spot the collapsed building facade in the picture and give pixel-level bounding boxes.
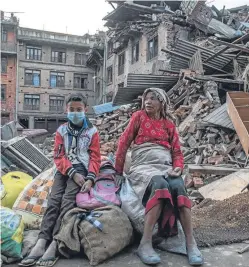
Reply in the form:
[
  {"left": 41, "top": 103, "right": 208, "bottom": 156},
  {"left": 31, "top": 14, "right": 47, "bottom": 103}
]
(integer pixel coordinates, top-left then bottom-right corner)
[
  {"left": 88, "top": 1, "right": 249, "bottom": 186},
  {"left": 87, "top": 1, "right": 249, "bottom": 106}
]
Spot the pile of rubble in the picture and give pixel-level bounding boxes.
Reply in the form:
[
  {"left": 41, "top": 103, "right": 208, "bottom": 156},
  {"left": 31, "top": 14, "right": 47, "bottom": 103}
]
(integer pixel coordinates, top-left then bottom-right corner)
[{"left": 94, "top": 103, "right": 140, "bottom": 156}]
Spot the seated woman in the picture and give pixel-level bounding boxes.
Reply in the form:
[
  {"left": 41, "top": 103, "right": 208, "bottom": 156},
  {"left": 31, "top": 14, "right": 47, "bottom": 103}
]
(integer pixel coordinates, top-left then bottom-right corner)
[{"left": 115, "top": 88, "right": 203, "bottom": 266}]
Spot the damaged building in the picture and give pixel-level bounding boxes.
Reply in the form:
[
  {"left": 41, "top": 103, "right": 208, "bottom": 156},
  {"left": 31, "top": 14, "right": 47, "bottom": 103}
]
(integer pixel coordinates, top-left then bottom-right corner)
[
  {"left": 1, "top": 11, "right": 19, "bottom": 124},
  {"left": 87, "top": 1, "right": 249, "bottom": 107}
]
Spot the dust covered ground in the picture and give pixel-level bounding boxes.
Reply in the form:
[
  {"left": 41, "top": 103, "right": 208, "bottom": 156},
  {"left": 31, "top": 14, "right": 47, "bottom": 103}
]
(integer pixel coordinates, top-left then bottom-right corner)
[{"left": 193, "top": 191, "right": 249, "bottom": 247}]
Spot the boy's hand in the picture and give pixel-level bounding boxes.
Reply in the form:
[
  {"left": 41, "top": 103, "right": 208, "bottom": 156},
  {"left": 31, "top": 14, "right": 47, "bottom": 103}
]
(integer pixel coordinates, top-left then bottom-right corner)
[
  {"left": 73, "top": 173, "right": 85, "bottom": 187},
  {"left": 81, "top": 180, "right": 93, "bottom": 193},
  {"left": 168, "top": 167, "right": 182, "bottom": 178}
]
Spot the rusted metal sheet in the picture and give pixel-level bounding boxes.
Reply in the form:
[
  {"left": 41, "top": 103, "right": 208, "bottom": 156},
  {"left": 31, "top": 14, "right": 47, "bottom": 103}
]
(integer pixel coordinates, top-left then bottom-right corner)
[{"left": 227, "top": 91, "right": 249, "bottom": 156}]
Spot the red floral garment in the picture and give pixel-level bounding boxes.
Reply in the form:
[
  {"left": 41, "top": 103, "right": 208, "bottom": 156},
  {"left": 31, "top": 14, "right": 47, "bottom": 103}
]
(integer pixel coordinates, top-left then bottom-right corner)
[{"left": 115, "top": 110, "right": 184, "bottom": 174}]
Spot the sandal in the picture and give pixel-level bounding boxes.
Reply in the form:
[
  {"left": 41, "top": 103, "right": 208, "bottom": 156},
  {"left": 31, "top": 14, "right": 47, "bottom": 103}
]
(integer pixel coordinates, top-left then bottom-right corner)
[
  {"left": 36, "top": 257, "right": 59, "bottom": 267},
  {"left": 18, "top": 256, "right": 41, "bottom": 266}
]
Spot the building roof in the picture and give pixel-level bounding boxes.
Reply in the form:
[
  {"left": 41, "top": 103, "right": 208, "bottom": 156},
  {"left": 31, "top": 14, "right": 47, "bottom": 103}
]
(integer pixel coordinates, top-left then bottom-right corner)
[
  {"left": 113, "top": 73, "right": 178, "bottom": 106},
  {"left": 92, "top": 102, "right": 120, "bottom": 115}
]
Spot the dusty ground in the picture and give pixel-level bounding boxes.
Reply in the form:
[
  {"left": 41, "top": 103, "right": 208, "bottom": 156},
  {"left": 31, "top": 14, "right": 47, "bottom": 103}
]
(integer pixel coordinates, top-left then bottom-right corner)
[
  {"left": 193, "top": 191, "right": 249, "bottom": 247},
  {"left": 6, "top": 243, "right": 249, "bottom": 267}
]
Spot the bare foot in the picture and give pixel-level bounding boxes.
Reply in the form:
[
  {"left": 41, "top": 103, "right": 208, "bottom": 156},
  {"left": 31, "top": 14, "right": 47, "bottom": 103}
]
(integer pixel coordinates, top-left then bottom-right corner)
[
  {"left": 37, "top": 240, "right": 58, "bottom": 266},
  {"left": 20, "top": 239, "right": 47, "bottom": 265}
]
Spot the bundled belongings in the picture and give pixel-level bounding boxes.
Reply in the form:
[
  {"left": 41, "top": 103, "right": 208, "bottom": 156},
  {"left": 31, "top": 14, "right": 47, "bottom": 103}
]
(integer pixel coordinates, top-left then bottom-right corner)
[
  {"left": 0, "top": 207, "right": 24, "bottom": 259},
  {"left": 12, "top": 167, "right": 55, "bottom": 229},
  {"left": 76, "top": 160, "right": 120, "bottom": 209},
  {"left": 55, "top": 206, "right": 133, "bottom": 266}
]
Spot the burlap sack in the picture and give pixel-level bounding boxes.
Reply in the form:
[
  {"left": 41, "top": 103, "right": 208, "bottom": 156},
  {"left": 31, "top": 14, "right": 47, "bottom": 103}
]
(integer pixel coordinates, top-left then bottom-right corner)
[{"left": 79, "top": 206, "right": 133, "bottom": 266}]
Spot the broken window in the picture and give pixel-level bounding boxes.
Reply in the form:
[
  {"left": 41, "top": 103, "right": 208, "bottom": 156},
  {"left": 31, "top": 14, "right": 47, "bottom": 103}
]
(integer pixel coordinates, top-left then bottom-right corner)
[
  {"left": 51, "top": 50, "right": 66, "bottom": 63},
  {"left": 49, "top": 95, "right": 64, "bottom": 112},
  {"left": 24, "top": 94, "right": 40, "bottom": 110},
  {"left": 108, "top": 41, "right": 113, "bottom": 57},
  {"left": 1, "top": 84, "right": 6, "bottom": 101},
  {"left": 147, "top": 36, "right": 158, "bottom": 61},
  {"left": 25, "top": 69, "right": 41, "bottom": 86},
  {"left": 50, "top": 72, "right": 65, "bottom": 87},
  {"left": 1, "top": 28, "right": 7, "bottom": 42},
  {"left": 26, "top": 45, "right": 42, "bottom": 60},
  {"left": 74, "top": 74, "right": 88, "bottom": 89},
  {"left": 118, "top": 52, "right": 125, "bottom": 76},
  {"left": 107, "top": 66, "right": 113, "bottom": 83},
  {"left": 1, "top": 57, "right": 7, "bottom": 73},
  {"left": 75, "top": 52, "right": 87, "bottom": 65},
  {"left": 132, "top": 42, "right": 139, "bottom": 64}
]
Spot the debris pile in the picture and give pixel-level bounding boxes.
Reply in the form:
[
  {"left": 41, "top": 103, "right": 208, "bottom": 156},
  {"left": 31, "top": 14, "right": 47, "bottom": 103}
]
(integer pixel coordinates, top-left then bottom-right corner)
[{"left": 94, "top": 103, "right": 140, "bottom": 156}]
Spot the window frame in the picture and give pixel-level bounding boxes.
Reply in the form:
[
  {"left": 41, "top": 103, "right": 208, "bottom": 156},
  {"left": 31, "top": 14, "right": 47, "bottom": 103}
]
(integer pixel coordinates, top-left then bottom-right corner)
[
  {"left": 1, "top": 57, "right": 7, "bottom": 73},
  {"left": 24, "top": 69, "right": 41, "bottom": 86},
  {"left": 73, "top": 73, "right": 88, "bottom": 89},
  {"left": 50, "top": 72, "right": 65, "bottom": 88},
  {"left": 23, "top": 94, "right": 40, "bottom": 111},
  {"left": 74, "top": 52, "right": 87, "bottom": 65},
  {"left": 107, "top": 66, "right": 113, "bottom": 84},
  {"left": 1, "top": 84, "right": 7, "bottom": 101},
  {"left": 118, "top": 52, "right": 125, "bottom": 76},
  {"left": 51, "top": 50, "right": 66, "bottom": 63},
  {"left": 147, "top": 36, "right": 158, "bottom": 61},
  {"left": 1, "top": 28, "right": 7, "bottom": 42},
  {"left": 131, "top": 42, "right": 139, "bottom": 64},
  {"left": 49, "top": 95, "right": 65, "bottom": 112},
  {"left": 26, "top": 45, "right": 42, "bottom": 61},
  {"left": 107, "top": 41, "right": 113, "bottom": 58}
]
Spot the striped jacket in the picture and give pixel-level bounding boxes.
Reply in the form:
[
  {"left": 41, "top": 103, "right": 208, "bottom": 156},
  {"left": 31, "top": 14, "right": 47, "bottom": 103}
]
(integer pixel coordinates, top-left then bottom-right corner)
[{"left": 54, "top": 120, "right": 101, "bottom": 181}]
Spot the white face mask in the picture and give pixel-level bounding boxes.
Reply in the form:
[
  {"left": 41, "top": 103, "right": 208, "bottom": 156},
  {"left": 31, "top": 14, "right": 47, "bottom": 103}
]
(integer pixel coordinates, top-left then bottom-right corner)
[{"left": 67, "top": 112, "right": 85, "bottom": 125}]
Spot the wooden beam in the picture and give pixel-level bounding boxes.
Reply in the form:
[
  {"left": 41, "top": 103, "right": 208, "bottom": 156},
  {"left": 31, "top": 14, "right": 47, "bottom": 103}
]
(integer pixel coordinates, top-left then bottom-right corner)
[
  {"left": 194, "top": 75, "right": 244, "bottom": 84},
  {"left": 204, "top": 33, "right": 249, "bottom": 63},
  {"left": 211, "top": 39, "right": 249, "bottom": 54},
  {"left": 187, "top": 165, "right": 249, "bottom": 175}
]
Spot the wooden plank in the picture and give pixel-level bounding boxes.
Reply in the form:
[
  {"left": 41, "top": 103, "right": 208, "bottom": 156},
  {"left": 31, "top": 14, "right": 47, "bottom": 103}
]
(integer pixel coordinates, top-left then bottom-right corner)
[
  {"left": 187, "top": 165, "right": 248, "bottom": 175},
  {"left": 227, "top": 92, "right": 249, "bottom": 156}
]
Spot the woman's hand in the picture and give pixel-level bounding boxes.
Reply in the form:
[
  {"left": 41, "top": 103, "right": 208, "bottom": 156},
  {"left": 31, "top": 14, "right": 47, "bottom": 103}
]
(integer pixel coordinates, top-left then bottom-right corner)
[
  {"left": 81, "top": 180, "right": 93, "bottom": 193},
  {"left": 168, "top": 167, "right": 182, "bottom": 177}
]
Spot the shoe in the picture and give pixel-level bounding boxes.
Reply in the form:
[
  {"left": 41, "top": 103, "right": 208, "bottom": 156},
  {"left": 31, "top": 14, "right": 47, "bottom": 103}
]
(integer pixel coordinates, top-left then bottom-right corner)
[
  {"left": 137, "top": 244, "right": 161, "bottom": 265},
  {"left": 187, "top": 247, "right": 204, "bottom": 266}
]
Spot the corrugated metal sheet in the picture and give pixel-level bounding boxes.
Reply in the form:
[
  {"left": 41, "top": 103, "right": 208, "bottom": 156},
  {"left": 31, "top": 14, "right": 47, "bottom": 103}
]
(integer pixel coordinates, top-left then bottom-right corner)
[
  {"left": 113, "top": 73, "right": 178, "bottom": 106},
  {"left": 127, "top": 73, "right": 178, "bottom": 88},
  {"left": 92, "top": 102, "right": 120, "bottom": 115},
  {"left": 170, "top": 39, "right": 238, "bottom": 74},
  {"left": 202, "top": 104, "right": 234, "bottom": 130}
]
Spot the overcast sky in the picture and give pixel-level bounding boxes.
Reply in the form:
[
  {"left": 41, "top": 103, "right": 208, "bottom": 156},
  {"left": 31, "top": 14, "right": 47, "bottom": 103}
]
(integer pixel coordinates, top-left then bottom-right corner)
[{"left": 0, "top": 0, "right": 248, "bottom": 35}]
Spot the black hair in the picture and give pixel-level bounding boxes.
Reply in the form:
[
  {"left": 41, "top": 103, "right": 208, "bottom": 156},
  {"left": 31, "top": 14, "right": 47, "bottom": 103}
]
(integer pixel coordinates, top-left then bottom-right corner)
[{"left": 66, "top": 93, "right": 87, "bottom": 106}]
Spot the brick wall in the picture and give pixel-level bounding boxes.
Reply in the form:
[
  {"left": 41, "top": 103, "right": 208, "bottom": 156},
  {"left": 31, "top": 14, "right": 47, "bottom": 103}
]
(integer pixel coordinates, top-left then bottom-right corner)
[{"left": 1, "top": 56, "right": 17, "bottom": 122}]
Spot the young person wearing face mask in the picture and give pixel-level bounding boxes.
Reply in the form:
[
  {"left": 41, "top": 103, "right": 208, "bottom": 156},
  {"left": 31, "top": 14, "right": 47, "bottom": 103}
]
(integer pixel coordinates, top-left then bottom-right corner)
[{"left": 19, "top": 93, "right": 101, "bottom": 267}]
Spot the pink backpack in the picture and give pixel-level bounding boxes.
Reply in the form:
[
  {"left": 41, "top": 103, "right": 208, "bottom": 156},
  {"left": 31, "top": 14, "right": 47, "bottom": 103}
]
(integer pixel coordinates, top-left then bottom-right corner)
[{"left": 76, "top": 174, "right": 121, "bottom": 210}]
